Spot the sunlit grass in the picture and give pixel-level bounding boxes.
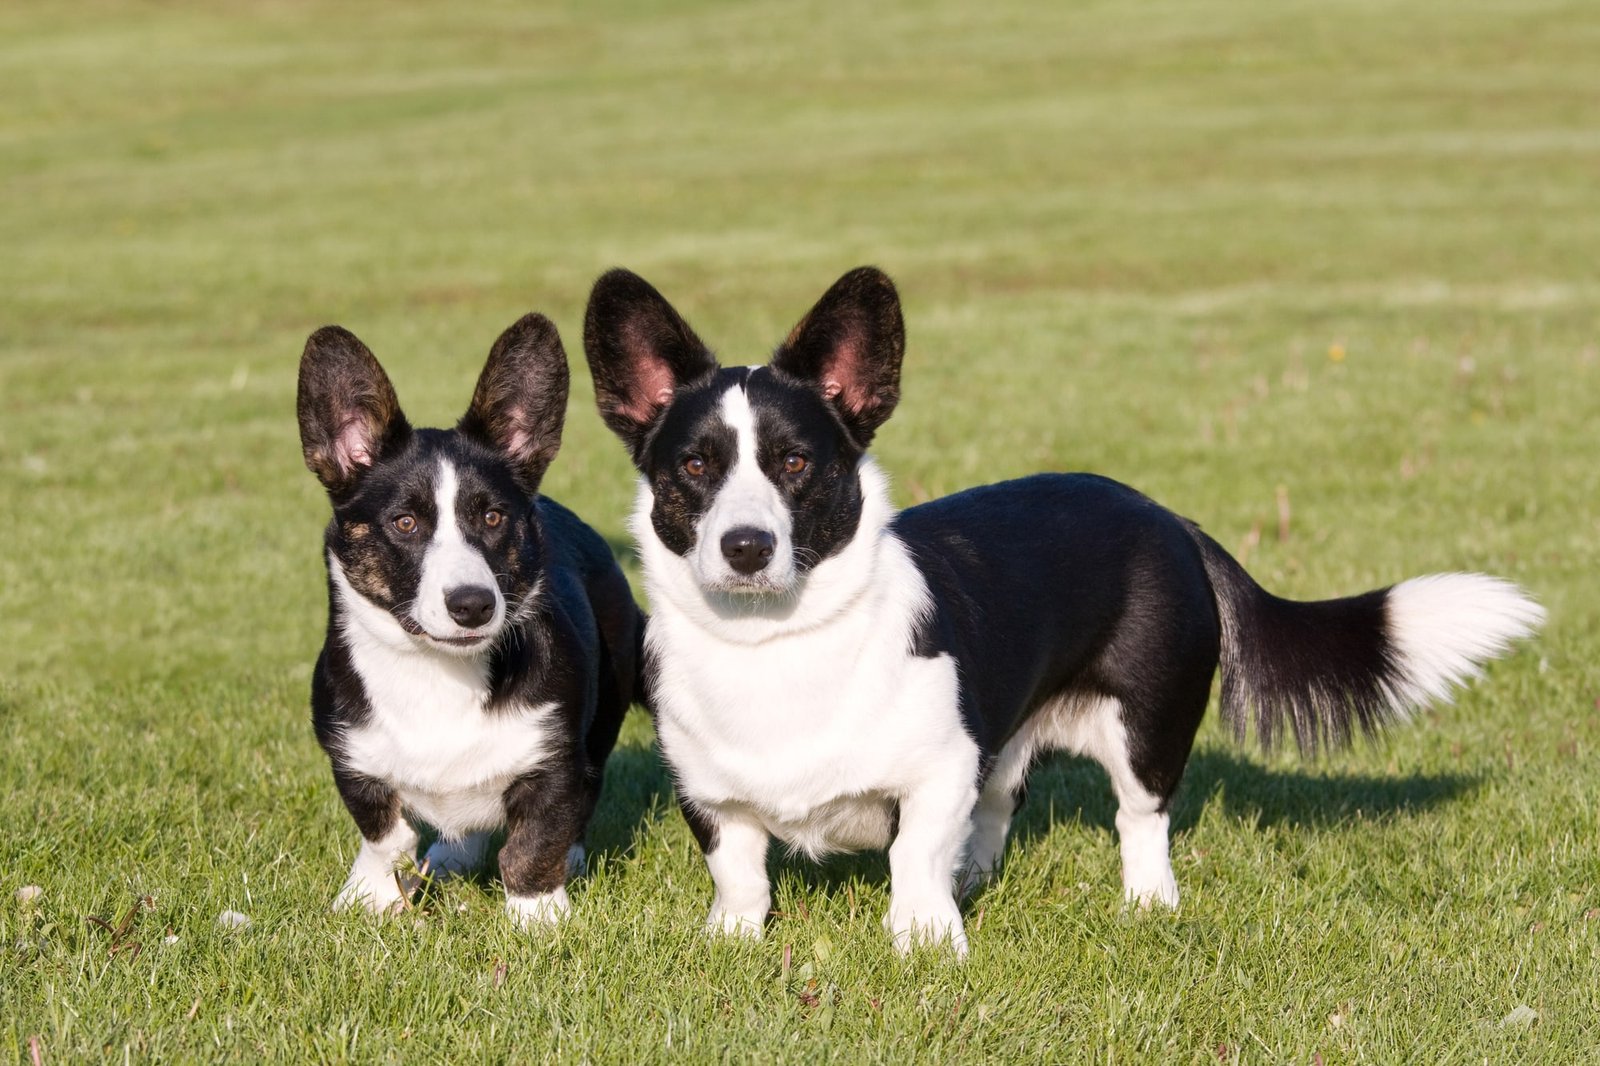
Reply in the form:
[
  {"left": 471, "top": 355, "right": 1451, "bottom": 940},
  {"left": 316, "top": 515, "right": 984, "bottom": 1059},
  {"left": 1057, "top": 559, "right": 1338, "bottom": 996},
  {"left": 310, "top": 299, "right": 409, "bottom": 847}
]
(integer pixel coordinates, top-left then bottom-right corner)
[{"left": 2, "top": 0, "right": 1597, "bottom": 1060}]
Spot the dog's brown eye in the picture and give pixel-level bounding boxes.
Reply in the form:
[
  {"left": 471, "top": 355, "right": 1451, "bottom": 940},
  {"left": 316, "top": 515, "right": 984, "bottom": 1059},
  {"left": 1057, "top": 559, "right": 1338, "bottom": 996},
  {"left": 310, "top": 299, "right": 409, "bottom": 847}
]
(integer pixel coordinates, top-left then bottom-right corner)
[
  {"left": 483, "top": 509, "right": 505, "bottom": 529},
  {"left": 784, "top": 453, "right": 808, "bottom": 475},
  {"left": 392, "top": 514, "right": 417, "bottom": 535},
  {"left": 683, "top": 456, "right": 707, "bottom": 477}
]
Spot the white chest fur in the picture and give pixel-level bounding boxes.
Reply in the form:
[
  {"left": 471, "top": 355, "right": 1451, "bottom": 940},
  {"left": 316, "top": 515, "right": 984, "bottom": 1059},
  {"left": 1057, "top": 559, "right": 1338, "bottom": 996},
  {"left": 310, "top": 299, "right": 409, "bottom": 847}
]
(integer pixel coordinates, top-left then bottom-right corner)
[
  {"left": 640, "top": 474, "right": 974, "bottom": 857},
  {"left": 331, "top": 558, "right": 555, "bottom": 840}
]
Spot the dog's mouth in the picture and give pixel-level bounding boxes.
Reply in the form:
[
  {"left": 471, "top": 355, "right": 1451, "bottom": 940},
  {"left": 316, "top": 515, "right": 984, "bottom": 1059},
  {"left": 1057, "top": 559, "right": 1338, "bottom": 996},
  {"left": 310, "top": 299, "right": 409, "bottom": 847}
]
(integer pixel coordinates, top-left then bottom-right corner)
[
  {"left": 397, "top": 614, "right": 494, "bottom": 650},
  {"left": 428, "top": 633, "right": 490, "bottom": 647},
  {"left": 703, "top": 572, "right": 796, "bottom": 597}
]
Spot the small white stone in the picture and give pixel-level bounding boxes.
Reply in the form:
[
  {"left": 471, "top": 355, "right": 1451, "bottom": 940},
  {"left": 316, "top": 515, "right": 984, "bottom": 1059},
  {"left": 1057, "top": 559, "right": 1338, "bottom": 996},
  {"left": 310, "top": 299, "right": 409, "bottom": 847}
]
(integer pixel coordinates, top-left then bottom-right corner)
[
  {"left": 16, "top": 885, "right": 43, "bottom": 904},
  {"left": 216, "top": 910, "right": 251, "bottom": 930},
  {"left": 1501, "top": 1005, "right": 1539, "bottom": 1030}
]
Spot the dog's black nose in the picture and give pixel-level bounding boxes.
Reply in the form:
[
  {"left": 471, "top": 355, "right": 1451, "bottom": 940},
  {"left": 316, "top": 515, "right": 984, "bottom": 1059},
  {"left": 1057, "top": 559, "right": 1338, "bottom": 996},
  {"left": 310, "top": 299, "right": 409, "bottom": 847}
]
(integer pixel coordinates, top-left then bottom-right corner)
[
  {"left": 444, "top": 585, "right": 497, "bottom": 629},
  {"left": 720, "top": 527, "right": 776, "bottom": 575}
]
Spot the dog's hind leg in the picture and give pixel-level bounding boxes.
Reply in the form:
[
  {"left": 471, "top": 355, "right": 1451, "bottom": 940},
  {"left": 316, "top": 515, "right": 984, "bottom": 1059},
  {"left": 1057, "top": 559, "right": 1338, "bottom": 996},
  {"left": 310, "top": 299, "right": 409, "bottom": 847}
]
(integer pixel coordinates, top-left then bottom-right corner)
[
  {"left": 1077, "top": 688, "right": 1207, "bottom": 909},
  {"left": 1110, "top": 780, "right": 1179, "bottom": 908},
  {"left": 964, "top": 786, "right": 1018, "bottom": 886}
]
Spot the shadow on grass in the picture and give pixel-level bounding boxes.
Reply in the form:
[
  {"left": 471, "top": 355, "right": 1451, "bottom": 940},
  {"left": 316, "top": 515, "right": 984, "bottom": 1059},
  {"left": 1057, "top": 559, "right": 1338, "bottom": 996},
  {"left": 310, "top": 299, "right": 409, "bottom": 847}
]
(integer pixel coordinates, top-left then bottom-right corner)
[
  {"left": 1009, "top": 748, "right": 1480, "bottom": 846},
  {"left": 588, "top": 739, "right": 677, "bottom": 863},
  {"left": 583, "top": 739, "right": 1480, "bottom": 901}
]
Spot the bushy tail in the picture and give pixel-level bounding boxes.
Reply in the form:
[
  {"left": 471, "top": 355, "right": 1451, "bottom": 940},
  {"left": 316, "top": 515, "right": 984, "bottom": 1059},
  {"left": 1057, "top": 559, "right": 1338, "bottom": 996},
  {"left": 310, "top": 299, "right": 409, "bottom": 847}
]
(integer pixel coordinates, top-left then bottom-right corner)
[{"left": 1187, "top": 528, "right": 1545, "bottom": 753}]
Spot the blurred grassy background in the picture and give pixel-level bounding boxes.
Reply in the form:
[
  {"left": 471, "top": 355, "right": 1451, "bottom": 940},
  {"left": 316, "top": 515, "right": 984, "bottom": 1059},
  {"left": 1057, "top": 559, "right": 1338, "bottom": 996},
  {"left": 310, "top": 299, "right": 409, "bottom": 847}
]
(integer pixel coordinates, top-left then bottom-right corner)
[{"left": 2, "top": 0, "right": 1596, "bottom": 1060}]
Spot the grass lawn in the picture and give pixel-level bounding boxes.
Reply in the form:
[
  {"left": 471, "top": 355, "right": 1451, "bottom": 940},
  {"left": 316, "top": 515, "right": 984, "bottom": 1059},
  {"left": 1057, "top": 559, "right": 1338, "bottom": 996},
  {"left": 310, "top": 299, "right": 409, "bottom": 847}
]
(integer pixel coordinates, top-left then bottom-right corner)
[{"left": 3, "top": 0, "right": 1597, "bottom": 1060}]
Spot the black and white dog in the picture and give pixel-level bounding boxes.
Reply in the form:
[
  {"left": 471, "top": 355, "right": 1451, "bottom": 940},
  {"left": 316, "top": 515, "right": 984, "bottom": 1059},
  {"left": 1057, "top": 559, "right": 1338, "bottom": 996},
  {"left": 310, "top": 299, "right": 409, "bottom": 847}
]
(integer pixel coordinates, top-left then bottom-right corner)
[
  {"left": 582, "top": 266, "right": 1544, "bottom": 954},
  {"left": 297, "top": 315, "right": 641, "bottom": 927}
]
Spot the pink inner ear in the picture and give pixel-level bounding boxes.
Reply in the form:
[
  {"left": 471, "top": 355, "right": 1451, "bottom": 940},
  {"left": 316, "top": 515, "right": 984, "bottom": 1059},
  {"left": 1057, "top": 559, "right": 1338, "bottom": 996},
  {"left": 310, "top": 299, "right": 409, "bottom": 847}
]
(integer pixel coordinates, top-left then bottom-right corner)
[
  {"left": 501, "top": 404, "right": 534, "bottom": 460},
  {"left": 613, "top": 352, "right": 678, "bottom": 424},
  {"left": 504, "top": 426, "right": 533, "bottom": 461},
  {"left": 334, "top": 417, "right": 373, "bottom": 474},
  {"left": 823, "top": 334, "right": 871, "bottom": 412}
]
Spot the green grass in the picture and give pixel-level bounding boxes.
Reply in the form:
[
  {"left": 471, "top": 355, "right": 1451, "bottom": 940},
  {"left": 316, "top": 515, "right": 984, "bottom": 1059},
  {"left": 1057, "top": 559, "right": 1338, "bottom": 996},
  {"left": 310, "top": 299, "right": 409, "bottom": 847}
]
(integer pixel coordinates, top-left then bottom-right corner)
[{"left": 3, "top": 0, "right": 1598, "bottom": 1059}]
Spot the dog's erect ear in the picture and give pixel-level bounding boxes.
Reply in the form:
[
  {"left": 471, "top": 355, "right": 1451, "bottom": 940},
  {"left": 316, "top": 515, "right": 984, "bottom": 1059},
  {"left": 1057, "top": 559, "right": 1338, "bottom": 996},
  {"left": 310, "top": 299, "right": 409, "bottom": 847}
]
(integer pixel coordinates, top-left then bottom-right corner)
[
  {"left": 770, "top": 266, "right": 904, "bottom": 448},
  {"left": 459, "top": 313, "right": 570, "bottom": 494},
  {"left": 583, "top": 269, "right": 719, "bottom": 460},
  {"left": 298, "top": 326, "right": 411, "bottom": 496}
]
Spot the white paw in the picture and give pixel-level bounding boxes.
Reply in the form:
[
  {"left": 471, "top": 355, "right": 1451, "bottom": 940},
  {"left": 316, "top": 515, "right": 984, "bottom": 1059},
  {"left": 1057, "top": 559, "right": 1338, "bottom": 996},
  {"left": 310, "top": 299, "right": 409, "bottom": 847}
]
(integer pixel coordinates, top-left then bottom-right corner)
[
  {"left": 422, "top": 833, "right": 492, "bottom": 880},
  {"left": 1116, "top": 809, "right": 1177, "bottom": 909},
  {"left": 566, "top": 844, "right": 587, "bottom": 879},
  {"left": 885, "top": 896, "right": 968, "bottom": 956},
  {"left": 1123, "top": 871, "right": 1180, "bottom": 909},
  {"left": 506, "top": 887, "right": 570, "bottom": 930},
  {"left": 706, "top": 898, "right": 767, "bottom": 939},
  {"left": 333, "top": 873, "right": 411, "bottom": 915}
]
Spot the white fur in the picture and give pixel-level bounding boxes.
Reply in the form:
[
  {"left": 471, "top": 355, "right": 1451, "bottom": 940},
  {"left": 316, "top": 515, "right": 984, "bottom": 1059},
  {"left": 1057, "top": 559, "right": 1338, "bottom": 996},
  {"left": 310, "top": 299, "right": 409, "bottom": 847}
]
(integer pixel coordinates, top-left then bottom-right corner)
[
  {"left": 413, "top": 459, "right": 505, "bottom": 644},
  {"left": 1386, "top": 573, "right": 1545, "bottom": 707},
  {"left": 330, "top": 557, "right": 556, "bottom": 842},
  {"left": 688, "top": 377, "right": 798, "bottom": 591},
  {"left": 334, "top": 819, "right": 420, "bottom": 914},
  {"left": 885, "top": 771, "right": 978, "bottom": 954},
  {"left": 703, "top": 811, "right": 772, "bottom": 936},
  {"left": 974, "top": 694, "right": 1178, "bottom": 907},
  {"left": 633, "top": 458, "right": 913, "bottom": 646},
  {"left": 423, "top": 837, "right": 584, "bottom": 882},
  {"left": 640, "top": 454, "right": 981, "bottom": 952},
  {"left": 639, "top": 381, "right": 1542, "bottom": 947},
  {"left": 506, "top": 887, "right": 571, "bottom": 929}
]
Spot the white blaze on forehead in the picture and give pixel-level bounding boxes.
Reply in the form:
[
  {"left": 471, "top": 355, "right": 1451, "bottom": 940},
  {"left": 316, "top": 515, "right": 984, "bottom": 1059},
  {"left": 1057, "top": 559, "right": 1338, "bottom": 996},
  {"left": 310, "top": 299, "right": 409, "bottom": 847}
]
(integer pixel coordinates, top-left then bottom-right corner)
[
  {"left": 414, "top": 457, "right": 503, "bottom": 638},
  {"left": 721, "top": 375, "right": 762, "bottom": 474},
  {"left": 691, "top": 375, "right": 796, "bottom": 586}
]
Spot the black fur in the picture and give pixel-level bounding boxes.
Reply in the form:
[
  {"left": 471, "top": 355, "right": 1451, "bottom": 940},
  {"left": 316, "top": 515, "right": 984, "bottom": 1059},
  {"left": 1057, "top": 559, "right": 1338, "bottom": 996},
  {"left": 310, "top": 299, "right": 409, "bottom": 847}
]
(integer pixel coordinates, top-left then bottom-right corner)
[
  {"left": 898, "top": 475, "right": 1223, "bottom": 805},
  {"left": 746, "top": 369, "right": 871, "bottom": 565},
  {"left": 588, "top": 266, "right": 1444, "bottom": 826},
  {"left": 1188, "top": 529, "right": 1400, "bottom": 752},
  {"left": 635, "top": 368, "right": 743, "bottom": 557},
  {"left": 583, "top": 269, "right": 720, "bottom": 464},
  {"left": 769, "top": 266, "right": 905, "bottom": 448},
  {"left": 297, "top": 326, "right": 412, "bottom": 501},
  {"left": 298, "top": 319, "right": 641, "bottom": 906},
  {"left": 457, "top": 313, "right": 570, "bottom": 495},
  {"left": 583, "top": 272, "right": 882, "bottom": 571},
  {"left": 899, "top": 476, "right": 1422, "bottom": 805}
]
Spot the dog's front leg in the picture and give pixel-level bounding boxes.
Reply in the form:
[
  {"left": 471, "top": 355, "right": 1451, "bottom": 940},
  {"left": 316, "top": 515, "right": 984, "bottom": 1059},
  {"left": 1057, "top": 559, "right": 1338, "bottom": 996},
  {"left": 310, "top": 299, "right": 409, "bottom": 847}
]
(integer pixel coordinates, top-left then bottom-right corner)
[
  {"left": 686, "top": 802, "right": 772, "bottom": 938},
  {"left": 885, "top": 771, "right": 979, "bottom": 956},
  {"left": 498, "top": 768, "right": 588, "bottom": 929},
  {"left": 331, "top": 769, "right": 419, "bottom": 914}
]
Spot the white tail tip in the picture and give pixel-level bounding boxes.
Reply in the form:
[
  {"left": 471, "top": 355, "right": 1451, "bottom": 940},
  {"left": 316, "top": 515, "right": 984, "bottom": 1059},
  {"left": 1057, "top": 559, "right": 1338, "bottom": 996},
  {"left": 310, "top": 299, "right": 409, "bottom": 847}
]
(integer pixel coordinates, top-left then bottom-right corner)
[{"left": 1386, "top": 573, "right": 1545, "bottom": 707}]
